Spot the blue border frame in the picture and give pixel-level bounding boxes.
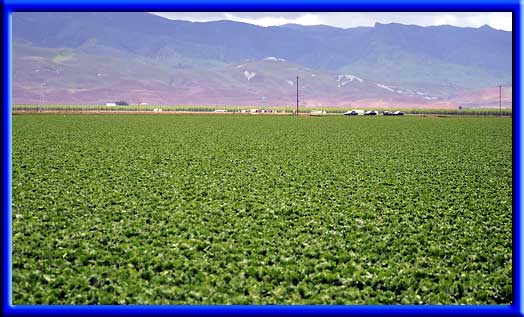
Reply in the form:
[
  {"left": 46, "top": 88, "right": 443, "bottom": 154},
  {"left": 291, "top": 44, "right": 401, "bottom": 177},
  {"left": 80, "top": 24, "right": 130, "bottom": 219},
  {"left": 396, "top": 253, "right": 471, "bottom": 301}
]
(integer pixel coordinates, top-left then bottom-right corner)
[{"left": 1, "top": 1, "right": 521, "bottom": 316}]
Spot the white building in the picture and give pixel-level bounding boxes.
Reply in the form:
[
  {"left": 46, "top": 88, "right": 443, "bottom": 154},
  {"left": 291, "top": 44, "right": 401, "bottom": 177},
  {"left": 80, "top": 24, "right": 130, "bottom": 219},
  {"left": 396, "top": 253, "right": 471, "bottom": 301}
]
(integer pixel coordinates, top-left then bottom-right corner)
[{"left": 310, "top": 110, "right": 327, "bottom": 116}]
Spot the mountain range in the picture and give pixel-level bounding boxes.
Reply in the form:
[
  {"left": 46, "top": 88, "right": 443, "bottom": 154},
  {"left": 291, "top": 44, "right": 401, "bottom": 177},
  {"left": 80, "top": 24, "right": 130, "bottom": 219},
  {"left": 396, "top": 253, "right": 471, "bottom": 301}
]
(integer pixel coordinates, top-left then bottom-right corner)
[{"left": 12, "top": 12, "right": 513, "bottom": 108}]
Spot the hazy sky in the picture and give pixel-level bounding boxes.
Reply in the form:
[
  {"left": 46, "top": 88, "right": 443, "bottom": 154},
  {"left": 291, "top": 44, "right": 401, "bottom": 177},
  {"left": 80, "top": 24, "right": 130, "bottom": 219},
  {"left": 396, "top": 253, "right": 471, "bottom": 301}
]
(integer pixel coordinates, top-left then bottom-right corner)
[{"left": 151, "top": 12, "right": 512, "bottom": 31}]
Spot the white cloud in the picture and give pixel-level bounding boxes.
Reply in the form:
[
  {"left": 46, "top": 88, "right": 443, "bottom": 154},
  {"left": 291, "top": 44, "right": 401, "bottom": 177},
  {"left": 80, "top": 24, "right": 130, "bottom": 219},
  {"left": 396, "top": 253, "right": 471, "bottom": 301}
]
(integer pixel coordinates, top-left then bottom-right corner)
[
  {"left": 223, "top": 12, "right": 322, "bottom": 27},
  {"left": 151, "top": 12, "right": 512, "bottom": 31},
  {"left": 486, "top": 13, "right": 513, "bottom": 31},
  {"left": 433, "top": 14, "right": 460, "bottom": 26}
]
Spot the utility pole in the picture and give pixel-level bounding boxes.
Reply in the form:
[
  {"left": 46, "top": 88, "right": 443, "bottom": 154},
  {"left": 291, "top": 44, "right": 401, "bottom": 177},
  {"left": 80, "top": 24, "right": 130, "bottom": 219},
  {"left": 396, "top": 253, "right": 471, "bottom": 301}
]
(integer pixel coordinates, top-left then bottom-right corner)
[
  {"left": 296, "top": 76, "right": 299, "bottom": 116},
  {"left": 40, "top": 82, "right": 46, "bottom": 112},
  {"left": 499, "top": 85, "right": 502, "bottom": 116}
]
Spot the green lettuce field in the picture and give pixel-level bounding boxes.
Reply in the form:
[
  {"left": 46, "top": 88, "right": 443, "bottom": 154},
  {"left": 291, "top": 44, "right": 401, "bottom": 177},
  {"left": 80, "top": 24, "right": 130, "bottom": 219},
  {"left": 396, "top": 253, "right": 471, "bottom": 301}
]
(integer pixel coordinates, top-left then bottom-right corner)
[{"left": 12, "top": 114, "right": 512, "bottom": 304}]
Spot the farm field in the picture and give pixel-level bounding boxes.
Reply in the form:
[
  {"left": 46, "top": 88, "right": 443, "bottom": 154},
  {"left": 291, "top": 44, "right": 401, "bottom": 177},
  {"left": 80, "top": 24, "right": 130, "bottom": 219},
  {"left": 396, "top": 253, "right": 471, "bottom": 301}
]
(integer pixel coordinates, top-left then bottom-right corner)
[{"left": 12, "top": 114, "right": 512, "bottom": 304}]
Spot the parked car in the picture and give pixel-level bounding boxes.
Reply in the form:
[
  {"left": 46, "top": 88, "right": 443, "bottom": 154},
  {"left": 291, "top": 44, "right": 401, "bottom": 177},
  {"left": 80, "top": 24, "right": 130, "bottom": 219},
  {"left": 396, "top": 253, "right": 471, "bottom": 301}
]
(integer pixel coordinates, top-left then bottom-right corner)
[
  {"left": 364, "top": 110, "right": 378, "bottom": 116},
  {"left": 384, "top": 110, "right": 405, "bottom": 116},
  {"left": 343, "top": 110, "right": 359, "bottom": 116}
]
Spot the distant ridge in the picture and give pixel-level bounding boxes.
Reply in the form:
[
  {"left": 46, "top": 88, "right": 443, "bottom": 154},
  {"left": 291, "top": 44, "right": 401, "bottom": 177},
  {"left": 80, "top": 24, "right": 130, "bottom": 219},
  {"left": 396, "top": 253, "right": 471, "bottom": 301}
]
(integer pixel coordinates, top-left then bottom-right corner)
[{"left": 12, "top": 12, "right": 512, "bottom": 107}]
